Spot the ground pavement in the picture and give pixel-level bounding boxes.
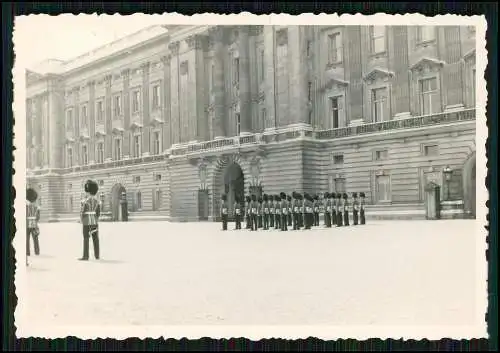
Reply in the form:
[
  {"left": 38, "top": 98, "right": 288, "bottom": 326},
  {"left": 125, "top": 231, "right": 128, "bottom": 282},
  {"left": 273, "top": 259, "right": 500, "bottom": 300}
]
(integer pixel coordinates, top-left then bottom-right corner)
[{"left": 18, "top": 220, "right": 482, "bottom": 333}]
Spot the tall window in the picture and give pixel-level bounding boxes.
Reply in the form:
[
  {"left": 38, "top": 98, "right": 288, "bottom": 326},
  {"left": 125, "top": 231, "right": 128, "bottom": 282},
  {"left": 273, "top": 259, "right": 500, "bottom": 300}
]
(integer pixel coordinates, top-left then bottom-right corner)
[
  {"left": 67, "top": 146, "right": 73, "bottom": 168},
  {"left": 113, "top": 94, "right": 122, "bottom": 117},
  {"left": 235, "top": 113, "right": 241, "bottom": 136},
  {"left": 328, "top": 33, "right": 342, "bottom": 64},
  {"left": 233, "top": 57, "right": 240, "bottom": 84},
  {"left": 66, "top": 109, "right": 73, "bottom": 131},
  {"left": 331, "top": 97, "right": 341, "bottom": 128},
  {"left": 81, "top": 145, "right": 88, "bottom": 165},
  {"left": 375, "top": 149, "right": 389, "bottom": 161},
  {"left": 132, "top": 90, "right": 140, "bottom": 114},
  {"left": 259, "top": 49, "right": 265, "bottom": 83},
  {"left": 370, "top": 26, "right": 386, "bottom": 54},
  {"left": 375, "top": 175, "right": 391, "bottom": 202},
  {"left": 133, "top": 135, "right": 141, "bottom": 158},
  {"left": 96, "top": 142, "right": 104, "bottom": 164},
  {"left": 306, "top": 40, "right": 312, "bottom": 57},
  {"left": 417, "top": 26, "right": 435, "bottom": 43},
  {"left": 261, "top": 107, "right": 267, "bottom": 128},
  {"left": 96, "top": 100, "right": 104, "bottom": 122},
  {"left": 420, "top": 77, "right": 439, "bottom": 115},
  {"left": 136, "top": 191, "right": 142, "bottom": 211},
  {"left": 334, "top": 177, "right": 346, "bottom": 193},
  {"left": 68, "top": 196, "right": 73, "bottom": 212},
  {"left": 152, "top": 85, "right": 161, "bottom": 109},
  {"left": 372, "top": 88, "right": 388, "bottom": 122},
  {"left": 81, "top": 105, "right": 88, "bottom": 129},
  {"left": 308, "top": 82, "right": 312, "bottom": 101},
  {"left": 153, "top": 189, "right": 162, "bottom": 211},
  {"left": 210, "top": 62, "right": 215, "bottom": 91},
  {"left": 114, "top": 138, "right": 122, "bottom": 160},
  {"left": 153, "top": 131, "right": 160, "bottom": 155}
]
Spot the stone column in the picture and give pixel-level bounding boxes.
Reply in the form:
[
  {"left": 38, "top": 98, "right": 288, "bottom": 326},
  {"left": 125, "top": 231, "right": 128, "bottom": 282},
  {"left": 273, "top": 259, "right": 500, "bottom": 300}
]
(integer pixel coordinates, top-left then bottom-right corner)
[
  {"left": 104, "top": 75, "right": 113, "bottom": 161},
  {"left": 141, "top": 62, "right": 151, "bottom": 155},
  {"left": 238, "top": 26, "right": 252, "bottom": 134},
  {"left": 442, "top": 26, "right": 464, "bottom": 110},
  {"left": 211, "top": 27, "right": 227, "bottom": 139},
  {"left": 73, "top": 88, "right": 80, "bottom": 166},
  {"left": 161, "top": 55, "right": 172, "bottom": 151},
  {"left": 46, "top": 77, "right": 65, "bottom": 169},
  {"left": 263, "top": 26, "right": 277, "bottom": 130},
  {"left": 87, "top": 80, "right": 96, "bottom": 163},
  {"left": 121, "top": 69, "right": 130, "bottom": 157},
  {"left": 390, "top": 26, "right": 411, "bottom": 118},
  {"left": 288, "top": 26, "right": 309, "bottom": 126},
  {"left": 169, "top": 41, "right": 180, "bottom": 145}
]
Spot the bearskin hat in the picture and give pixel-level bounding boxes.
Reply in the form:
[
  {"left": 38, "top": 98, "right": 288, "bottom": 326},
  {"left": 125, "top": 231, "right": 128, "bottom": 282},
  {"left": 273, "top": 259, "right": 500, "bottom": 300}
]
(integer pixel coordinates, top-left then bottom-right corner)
[
  {"left": 85, "top": 180, "right": 99, "bottom": 196},
  {"left": 280, "top": 192, "right": 286, "bottom": 200},
  {"left": 360, "top": 192, "right": 366, "bottom": 198},
  {"left": 343, "top": 193, "right": 348, "bottom": 199},
  {"left": 26, "top": 188, "right": 38, "bottom": 203},
  {"left": 330, "top": 192, "right": 335, "bottom": 199},
  {"left": 324, "top": 192, "right": 330, "bottom": 199},
  {"left": 336, "top": 193, "right": 342, "bottom": 199},
  {"left": 258, "top": 196, "right": 263, "bottom": 203},
  {"left": 352, "top": 192, "right": 358, "bottom": 198},
  {"left": 221, "top": 194, "right": 227, "bottom": 201},
  {"left": 246, "top": 195, "right": 251, "bottom": 203},
  {"left": 314, "top": 194, "right": 319, "bottom": 201},
  {"left": 251, "top": 194, "right": 257, "bottom": 202},
  {"left": 287, "top": 195, "right": 292, "bottom": 201},
  {"left": 263, "top": 194, "right": 268, "bottom": 202}
]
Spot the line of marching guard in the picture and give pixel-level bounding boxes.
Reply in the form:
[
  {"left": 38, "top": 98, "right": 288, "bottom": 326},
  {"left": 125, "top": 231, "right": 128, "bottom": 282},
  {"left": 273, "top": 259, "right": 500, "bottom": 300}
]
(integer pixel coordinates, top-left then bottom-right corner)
[{"left": 220, "top": 191, "right": 366, "bottom": 231}]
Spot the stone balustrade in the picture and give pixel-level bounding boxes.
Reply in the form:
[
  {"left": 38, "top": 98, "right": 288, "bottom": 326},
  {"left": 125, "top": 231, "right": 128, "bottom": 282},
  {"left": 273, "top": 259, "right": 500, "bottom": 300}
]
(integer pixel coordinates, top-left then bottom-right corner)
[{"left": 27, "top": 108, "right": 476, "bottom": 177}]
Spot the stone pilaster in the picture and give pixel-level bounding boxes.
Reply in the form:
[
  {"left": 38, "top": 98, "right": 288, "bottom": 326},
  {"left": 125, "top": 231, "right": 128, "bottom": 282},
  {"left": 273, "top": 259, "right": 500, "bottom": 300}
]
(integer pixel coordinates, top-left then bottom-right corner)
[
  {"left": 210, "top": 27, "right": 227, "bottom": 138},
  {"left": 443, "top": 26, "right": 464, "bottom": 109},
  {"left": 169, "top": 41, "right": 180, "bottom": 144},
  {"left": 238, "top": 26, "right": 252, "bottom": 134},
  {"left": 121, "top": 69, "right": 130, "bottom": 157},
  {"left": 391, "top": 26, "right": 411, "bottom": 116},
  {"left": 73, "top": 87, "right": 80, "bottom": 165},
  {"left": 263, "top": 26, "right": 277, "bottom": 130},
  {"left": 345, "top": 26, "right": 364, "bottom": 122},
  {"left": 87, "top": 80, "right": 96, "bottom": 163},
  {"left": 288, "top": 26, "right": 309, "bottom": 125},
  {"left": 104, "top": 75, "right": 113, "bottom": 160},
  {"left": 161, "top": 55, "right": 172, "bottom": 150},
  {"left": 141, "top": 62, "right": 151, "bottom": 155}
]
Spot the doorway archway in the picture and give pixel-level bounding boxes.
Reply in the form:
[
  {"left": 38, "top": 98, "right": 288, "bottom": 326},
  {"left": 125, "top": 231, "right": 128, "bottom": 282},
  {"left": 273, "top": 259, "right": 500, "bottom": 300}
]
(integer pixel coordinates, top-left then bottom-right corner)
[
  {"left": 110, "top": 183, "right": 126, "bottom": 221},
  {"left": 223, "top": 163, "right": 245, "bottom": 217},
  {"left": 462, "top": 152, "right": 476, "bottom": 218}
]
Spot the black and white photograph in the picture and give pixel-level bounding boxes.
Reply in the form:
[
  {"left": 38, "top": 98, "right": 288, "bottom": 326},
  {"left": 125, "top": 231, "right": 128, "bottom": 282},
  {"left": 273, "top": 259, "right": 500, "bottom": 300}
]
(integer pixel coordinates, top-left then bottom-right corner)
[{"left": 13, "top": 13, "right": 488, "bottom": 340}]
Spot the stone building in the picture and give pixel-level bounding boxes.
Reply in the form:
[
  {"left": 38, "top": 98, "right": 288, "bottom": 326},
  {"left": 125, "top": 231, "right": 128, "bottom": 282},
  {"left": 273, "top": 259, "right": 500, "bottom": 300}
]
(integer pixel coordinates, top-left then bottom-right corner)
[{"left": 26, "top": 24, "right": 477, "bottom": 222}]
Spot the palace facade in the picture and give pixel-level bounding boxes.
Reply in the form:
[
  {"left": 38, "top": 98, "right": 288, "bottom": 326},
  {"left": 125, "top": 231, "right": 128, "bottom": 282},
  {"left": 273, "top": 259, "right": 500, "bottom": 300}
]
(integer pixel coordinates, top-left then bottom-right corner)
[{"left": 26, "top": 24, "right": 477, "bottom": 222}]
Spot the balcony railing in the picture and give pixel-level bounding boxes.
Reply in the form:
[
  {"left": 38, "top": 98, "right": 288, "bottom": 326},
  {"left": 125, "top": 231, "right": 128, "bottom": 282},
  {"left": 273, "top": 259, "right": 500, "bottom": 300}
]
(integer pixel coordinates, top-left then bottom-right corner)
[{"left": 27, "top": 109, "right": 475, "bottom": 177}]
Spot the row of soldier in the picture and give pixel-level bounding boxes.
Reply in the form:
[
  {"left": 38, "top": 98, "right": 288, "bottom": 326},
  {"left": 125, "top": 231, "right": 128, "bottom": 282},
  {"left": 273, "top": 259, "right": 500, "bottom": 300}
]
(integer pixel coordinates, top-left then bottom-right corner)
[{"left": 220, "top": 192, "right": 366, "bottom": 231}]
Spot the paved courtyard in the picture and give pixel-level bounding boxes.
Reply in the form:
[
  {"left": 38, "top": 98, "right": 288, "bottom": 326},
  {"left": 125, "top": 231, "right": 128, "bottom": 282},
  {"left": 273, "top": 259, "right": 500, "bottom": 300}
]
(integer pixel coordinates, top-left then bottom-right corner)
[{"left": 18, "top": 220, "right": 484, "bottom": 335}]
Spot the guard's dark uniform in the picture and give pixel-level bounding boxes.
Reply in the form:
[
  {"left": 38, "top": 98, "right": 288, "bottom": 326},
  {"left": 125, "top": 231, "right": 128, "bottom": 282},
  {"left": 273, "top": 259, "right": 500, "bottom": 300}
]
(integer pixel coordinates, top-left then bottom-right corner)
[
  {"left": 250, "top": 195, "right": 258, "bottom": 231},
  {"left": 343, "top": 193, "right": 350, "bottom": 226},
  {"left": 272, "top": 195, "right": 280, "bottom": 230},
  {"left": 324, "top": 192, "right": 332, "bottom": 228},
  {"left": 80, "top": 180, "right": 101, "bottom": 261},
  {"left": 234, "top": 197, "right": 242, "bottom": 229},
  {"left": 26, "top": 188, "right": 41, "bottom": 262},
  {"left": 304, "top": 194, "right": 314, "bottom": 230},
  {"left": 269, "top": 196, "right": 275, "bottom": 228},
  {"left": 258, "top": 197, "right": 264, "bottom": 229},
  {"left": 298, "top": 194, "right": 305, "bottom": 228},
  {"left": 352, "top": 192, "right": 359, "bottom": 226},
  {"left": 262, "top": 194, "right": 270, "bottom": 230},
  {"left": 220, "top": 194, "right": 229, "bottom": 231},
  {"left": 280, "top": 192, "right": 288, "bottom": 231},
  {"left": 245, "top": 196, "right": 252, "bottom": 229},
  {"left": 360, "top": 192, "right": 366, "bottom": 225},
  {"left": 287, "top": 195, "right": 293, "bottom": 226},
  {"left": 336, "top": 193, "right": 343, "bottom": 227},
  {"left": 313, "top": 195, "right": 320, "bottom": 227}
]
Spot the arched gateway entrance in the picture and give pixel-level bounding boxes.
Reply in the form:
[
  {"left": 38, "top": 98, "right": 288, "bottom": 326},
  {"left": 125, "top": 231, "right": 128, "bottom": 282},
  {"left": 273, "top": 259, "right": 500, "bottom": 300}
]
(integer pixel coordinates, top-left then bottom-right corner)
[
  {"left": 110, "top": 183, "right": 127, "bottom": 221},
  {"left": 462, "top": 152, "right": 476, "bottom": 218},
  {"left": 213, "top": 162, "right": 245, "bottom": 220}
]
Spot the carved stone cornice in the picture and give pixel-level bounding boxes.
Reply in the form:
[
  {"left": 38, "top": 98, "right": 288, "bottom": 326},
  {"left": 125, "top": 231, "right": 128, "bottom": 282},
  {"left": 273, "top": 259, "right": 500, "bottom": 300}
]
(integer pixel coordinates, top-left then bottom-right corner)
[
  {"left": 363, "top": 68, "right": 395, "bottom": 84},
  {"left": 86, "top": 80, "right": 96, "bottom": 87},
  {"left": 160, "top": 54, "right": 171, "bottom": 65},
  {"left": 168, "top": 41, "right": 180, "bottom": 55},
  {"left": 104, "top": 74, "right": 113, "bottom": 85},
  {"left": 409, "top": 57, "right": 445, "bottom": 72}
]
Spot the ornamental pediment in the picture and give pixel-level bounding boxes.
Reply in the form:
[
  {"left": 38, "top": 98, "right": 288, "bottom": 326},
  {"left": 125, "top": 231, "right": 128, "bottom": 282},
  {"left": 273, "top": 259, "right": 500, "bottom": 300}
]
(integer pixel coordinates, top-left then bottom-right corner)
[
  {"left": 65, "top": 137, "right": 75, "bottom": 144},
  {"left": 112, "top": 127, "right": 124, "bottom": 135},
  {"left": 363, "top": 68, "right": 395, "bottom": 83},
  {"left": 409, "top": 57, "right": 445, "bottom": 72},
  {"left": 95, "top": 129, "right": 106, "bottom": 138},
  {"left": 150, "top": 117, "right": 164, "bottom": 126},
  {"left": 322, "top": 72, "right": 348, "bottom": 92},
  {"left": 78, "top": 133, "right": 90, "bottom": 142},
  {"left": 130, "top": 121, "right": 143, "bottom": 130}
]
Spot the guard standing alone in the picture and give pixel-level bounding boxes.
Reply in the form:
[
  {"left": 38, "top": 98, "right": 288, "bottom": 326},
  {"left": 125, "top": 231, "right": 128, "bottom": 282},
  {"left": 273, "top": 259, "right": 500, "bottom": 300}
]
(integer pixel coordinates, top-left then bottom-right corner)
[
  {"left": 359, "top": 192, "right": 366, "bottom": 225},
  {"left": 79, "top": 180, "right": 101, "bottom": 261},
  {"left": 26, "top": 188, "right": 41, "bottom": 263}
]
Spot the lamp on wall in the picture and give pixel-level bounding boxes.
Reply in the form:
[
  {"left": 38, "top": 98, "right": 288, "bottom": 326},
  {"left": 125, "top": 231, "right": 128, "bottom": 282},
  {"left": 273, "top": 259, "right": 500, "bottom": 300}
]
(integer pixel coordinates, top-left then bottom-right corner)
[{"left": 443, "top": 165, "right": 453, "bottom": 200}]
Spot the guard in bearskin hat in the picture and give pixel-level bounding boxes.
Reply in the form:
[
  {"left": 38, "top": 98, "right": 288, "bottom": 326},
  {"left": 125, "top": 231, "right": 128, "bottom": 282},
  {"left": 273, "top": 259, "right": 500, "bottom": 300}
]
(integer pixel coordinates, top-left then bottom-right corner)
[
  {"left": 303, "top": 193, "right": 313, "bottom": 229},
  {"left": 287, "top": 194, "right": 293, "bottom": 227},
  {"left": 324, "top": 192, "right": 332, "bottom": 228},
  {"left": 220, "top": 194, "right": 229, "bottom": 231},
  {"left": 313, "top": 194, "right": 320, "bottom": 227},
  {"left": 343, "top": 193, "right": 350, "bottom": 226},
  {"left": 234, "top": 196, "right": 242, "bottom": 230},
  {"left": 269, "top": 194, "right": 275, "bottom": 228},
  {"left": 245, "top": 195, "right": 252, "bottom": 229},
  {"left": 279, "top": 192, "right": 288, "bottom": 231},
  {"left": 298, "top": 193, "right": 304, "bottom": 228},
  {"left": 336, "top": 193, "right": 343, "bottom": 227},
  {"left": 250, "top": 194, "right": 259, "bottom": 231},
  {"left": 274, "top": 195, "right": 281, "bottom": 230},
  {"left": 291, "top": 192, "right": 299, "bottom": 230},
  {"left": 359, "top": 192, "right": 366, "bottom": 225},
  {"left": 262, "top": 194, "right": 270, "bottom": 230},
  {"left": 79, "top": 180, "right": 101, "bottom": 260},
  {"left": 352, "top": 192, "right": 359, "bottom": 226},
  {"left": 26, "top": 188, "right": 41, "bottom": 264},
  {"left": 258, "top": 196, "right": 264, "bottom": 229}
]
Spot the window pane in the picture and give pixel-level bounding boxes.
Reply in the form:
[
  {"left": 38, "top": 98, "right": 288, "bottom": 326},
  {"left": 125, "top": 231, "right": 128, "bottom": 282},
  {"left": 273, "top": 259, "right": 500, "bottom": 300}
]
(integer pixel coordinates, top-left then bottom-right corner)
[{"left": 373, "top": 37, "right": 385, "bottom": 53}]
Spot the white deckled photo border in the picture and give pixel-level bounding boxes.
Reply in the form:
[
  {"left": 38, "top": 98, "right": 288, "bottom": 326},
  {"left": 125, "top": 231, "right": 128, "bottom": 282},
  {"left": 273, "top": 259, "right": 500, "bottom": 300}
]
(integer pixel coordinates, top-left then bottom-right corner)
[{"left": 12, "top": 12, "right": 489, "bottom": 340}]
